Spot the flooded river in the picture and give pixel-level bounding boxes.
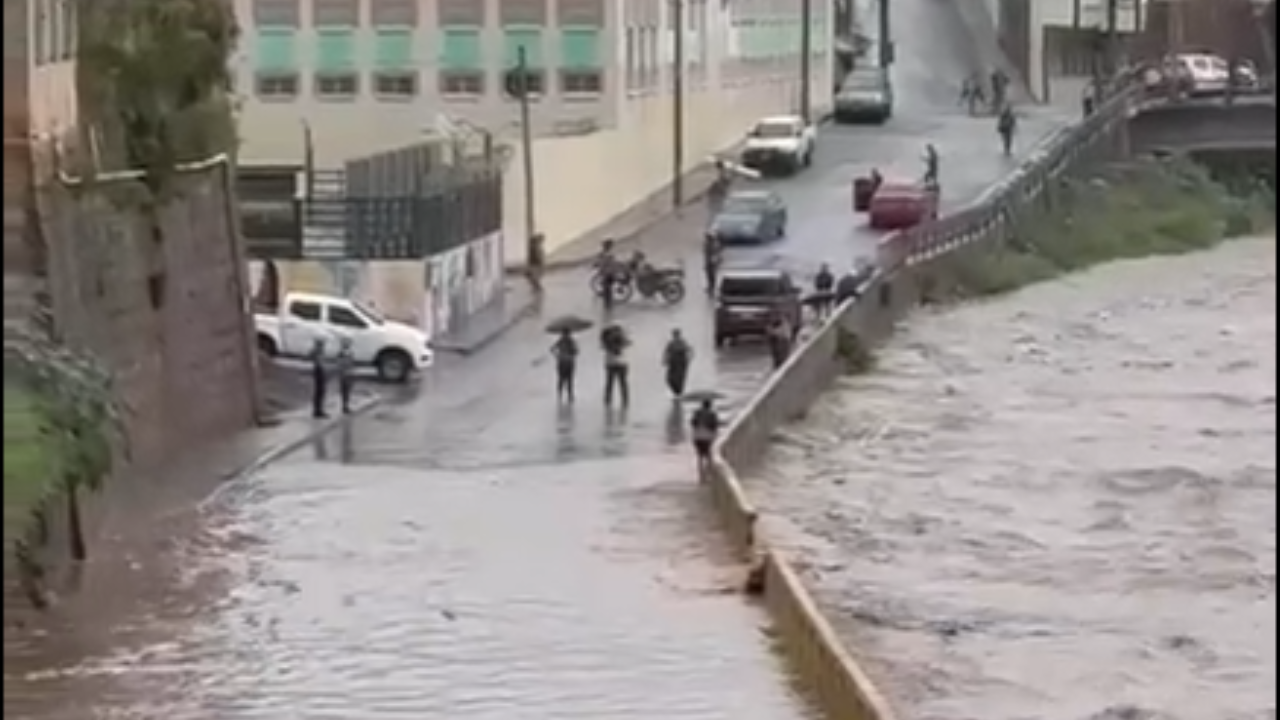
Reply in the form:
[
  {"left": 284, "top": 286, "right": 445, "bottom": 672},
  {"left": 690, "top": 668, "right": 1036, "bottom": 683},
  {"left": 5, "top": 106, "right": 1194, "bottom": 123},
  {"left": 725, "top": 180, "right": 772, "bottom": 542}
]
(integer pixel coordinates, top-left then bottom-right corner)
[{"left": 754, "top": 237, "right": 1277, "bottom": 720}]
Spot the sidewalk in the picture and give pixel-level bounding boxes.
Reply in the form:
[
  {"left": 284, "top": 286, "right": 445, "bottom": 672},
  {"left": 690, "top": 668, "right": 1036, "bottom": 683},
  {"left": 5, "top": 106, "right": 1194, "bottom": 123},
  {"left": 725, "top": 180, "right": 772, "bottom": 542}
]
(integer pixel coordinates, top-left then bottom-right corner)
[{"left": 431, "top": 282, "right": 538, "bottom": 355}]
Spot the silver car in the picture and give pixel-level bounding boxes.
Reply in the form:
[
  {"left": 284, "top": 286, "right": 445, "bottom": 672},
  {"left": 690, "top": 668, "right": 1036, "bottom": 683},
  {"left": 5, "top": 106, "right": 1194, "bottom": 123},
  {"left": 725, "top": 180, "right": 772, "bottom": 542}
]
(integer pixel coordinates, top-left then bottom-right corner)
[{"left": 834, "top": 69, "right": 894, "bottom": 124}]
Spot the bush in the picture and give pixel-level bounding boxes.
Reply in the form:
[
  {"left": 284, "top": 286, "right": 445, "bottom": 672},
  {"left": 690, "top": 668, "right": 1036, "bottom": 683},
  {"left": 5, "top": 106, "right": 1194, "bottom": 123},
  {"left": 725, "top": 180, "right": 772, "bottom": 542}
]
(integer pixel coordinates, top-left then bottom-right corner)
[{"left": 946, "top": 156, "right": 1275, "bottom": 299}]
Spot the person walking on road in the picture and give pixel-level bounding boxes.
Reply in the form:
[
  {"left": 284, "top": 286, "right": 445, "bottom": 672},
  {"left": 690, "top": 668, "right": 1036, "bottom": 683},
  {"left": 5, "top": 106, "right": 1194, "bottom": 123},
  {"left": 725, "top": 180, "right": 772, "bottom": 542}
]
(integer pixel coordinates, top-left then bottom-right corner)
[
  {"left": 690, "top": 399, "right": 721, "bottom": 474},
  {"left": 813, "top": 262, "right": 835, "bottom": 319},
  {"left": 922, "top": 144, "right": 940, "bottom": 189},
  {"left": 336, "top": 337, "right": 356, "bottom": 414},
  {"left": 309, "top": 337, "right": 329, "bottom": 419},
  {"left": 663, "top": 329, "right": 693, "bottom": 398},
  {"left": 766, "top": 312, "right": 794, "bottom": 370},
  {"left": 601, "top": 323, "right": 631, "bottom": 408},
  {"left": 997, "top": 105, "right": 1017, "bottom": 156},
  {"left": 551, "top": 329, "right": 579, "bottom": 403},
  {"left": 990, "top": 69, "right": 1010, "bottom": 112},
  {"left": 702, "top": 232, "right": 722, "bottom": 295}
]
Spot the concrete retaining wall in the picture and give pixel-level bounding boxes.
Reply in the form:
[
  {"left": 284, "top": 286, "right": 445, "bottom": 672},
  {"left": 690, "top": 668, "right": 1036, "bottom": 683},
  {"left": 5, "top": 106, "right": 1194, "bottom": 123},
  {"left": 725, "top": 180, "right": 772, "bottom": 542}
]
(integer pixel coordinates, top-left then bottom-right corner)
[{"left": 701, "top": 82, "right": 1140, "bottom": 720}]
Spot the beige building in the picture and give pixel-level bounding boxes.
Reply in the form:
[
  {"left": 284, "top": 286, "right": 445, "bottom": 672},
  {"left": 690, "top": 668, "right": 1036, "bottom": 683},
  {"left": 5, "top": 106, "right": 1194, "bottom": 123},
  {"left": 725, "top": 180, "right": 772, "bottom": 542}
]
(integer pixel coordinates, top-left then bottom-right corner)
[{"left": 232, "top": 0, "right": 835, "bottom": 259}]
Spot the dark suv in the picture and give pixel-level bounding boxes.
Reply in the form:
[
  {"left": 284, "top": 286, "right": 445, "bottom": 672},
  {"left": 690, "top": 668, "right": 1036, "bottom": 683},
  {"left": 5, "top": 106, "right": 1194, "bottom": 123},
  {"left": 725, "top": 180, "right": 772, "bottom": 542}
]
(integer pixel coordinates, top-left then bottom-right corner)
[{"left": 714, "top": 269, "right": 802, "bottom": 347}]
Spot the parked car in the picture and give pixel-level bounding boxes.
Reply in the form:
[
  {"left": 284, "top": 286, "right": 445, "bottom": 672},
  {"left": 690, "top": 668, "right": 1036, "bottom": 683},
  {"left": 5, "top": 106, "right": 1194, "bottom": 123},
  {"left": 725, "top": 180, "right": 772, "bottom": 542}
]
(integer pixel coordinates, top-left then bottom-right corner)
[
  {"left": 1168, "top": 53, "right": 1231, "bottom": 96},
  {"left": 255, "top": 291, "right": 433, "bottom": 383},
  {"left": 740, "top": 115, "right": 816, "bottom": 175},
  {"left": 868, "top": 181, "right": 939, "bottom": 230},
  {"left": 834, "top": 67, "right": 894, "bottom": 124},
  {"left": 708, "top": 189, "right": 788, "bottom": 245},
  {"left": 714, "top": 268, "right": 802, "bottom": 347}
]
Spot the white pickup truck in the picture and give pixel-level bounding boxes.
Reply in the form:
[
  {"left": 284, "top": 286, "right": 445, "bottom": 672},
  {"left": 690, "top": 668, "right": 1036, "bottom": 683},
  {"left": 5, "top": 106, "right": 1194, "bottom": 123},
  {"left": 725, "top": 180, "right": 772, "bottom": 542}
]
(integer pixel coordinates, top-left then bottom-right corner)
[
  {"left": 740, "top": 115, "right": 817, "bottom": 175},
  {"left": 254, "top": 291, "right": 433, "bottom": 383}
]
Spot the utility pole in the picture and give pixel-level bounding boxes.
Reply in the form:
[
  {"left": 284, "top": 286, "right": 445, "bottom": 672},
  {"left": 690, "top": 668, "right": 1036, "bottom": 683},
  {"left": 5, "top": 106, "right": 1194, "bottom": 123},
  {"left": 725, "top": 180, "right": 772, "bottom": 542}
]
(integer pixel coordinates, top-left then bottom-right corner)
[
  {"left": 1104, "top": 0, "right": 1120, "bottom": 77},
  {"left": 800, "top": 0, "right": 812, "bottom": 122},
  {"left": 672, "top": 0, "right": 686, "bottom": 208},
  {"left": 878, "top": 0, "right": 894, "bottom": 67},
  {"left": 510, "top": 47, "right": 537, "bottom": 268}
]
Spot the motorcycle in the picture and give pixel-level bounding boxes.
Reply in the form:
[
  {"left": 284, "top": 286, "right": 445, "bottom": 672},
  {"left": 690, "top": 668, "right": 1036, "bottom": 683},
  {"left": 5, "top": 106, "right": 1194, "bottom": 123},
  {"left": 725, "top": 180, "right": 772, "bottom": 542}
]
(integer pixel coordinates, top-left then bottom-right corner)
[
  {"left": 633, "top": 266, "right": 686, "bottom": 304},
  {"left": 590, "top": 260, "right": 634, "bottom": 302}
]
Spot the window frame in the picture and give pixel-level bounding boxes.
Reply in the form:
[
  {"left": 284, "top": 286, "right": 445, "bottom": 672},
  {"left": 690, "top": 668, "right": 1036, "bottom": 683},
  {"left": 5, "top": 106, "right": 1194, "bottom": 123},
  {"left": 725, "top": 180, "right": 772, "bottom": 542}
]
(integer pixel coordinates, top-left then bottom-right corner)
[
  {"left": 314, "top": 71, "right": 359, "bottom": 100},
  {"left": 255, "top": 72, "right": 301, "bottom": 100},
  {"left": 372, "top": 71, "right": 419, "bottom": 99}
]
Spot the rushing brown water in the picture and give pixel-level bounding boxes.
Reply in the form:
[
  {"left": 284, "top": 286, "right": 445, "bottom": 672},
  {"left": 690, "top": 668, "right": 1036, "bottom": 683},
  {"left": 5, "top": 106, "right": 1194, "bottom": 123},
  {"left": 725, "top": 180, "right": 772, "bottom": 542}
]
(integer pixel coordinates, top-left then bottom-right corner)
[{"left": 755, "top": 237, "right": 1277, "bottom": 720}]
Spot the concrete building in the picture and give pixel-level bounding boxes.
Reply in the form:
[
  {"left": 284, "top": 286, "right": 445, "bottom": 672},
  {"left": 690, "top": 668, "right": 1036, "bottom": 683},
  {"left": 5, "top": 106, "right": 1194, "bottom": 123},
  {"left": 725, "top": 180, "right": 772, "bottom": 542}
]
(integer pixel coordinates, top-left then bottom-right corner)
[
  {"left": 998, "top": 0, "right": 1144, "bottom": 101},
  {"left": 232, "top": 0, "right": 835, "bottom": 259}
]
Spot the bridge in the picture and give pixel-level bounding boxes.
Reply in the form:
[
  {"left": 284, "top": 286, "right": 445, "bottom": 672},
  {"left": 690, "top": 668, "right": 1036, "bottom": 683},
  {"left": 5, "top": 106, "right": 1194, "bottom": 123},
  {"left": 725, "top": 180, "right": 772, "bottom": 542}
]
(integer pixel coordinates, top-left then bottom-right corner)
[{"left": 1128, "top": 96, "right": 1277, "bottom": 155}]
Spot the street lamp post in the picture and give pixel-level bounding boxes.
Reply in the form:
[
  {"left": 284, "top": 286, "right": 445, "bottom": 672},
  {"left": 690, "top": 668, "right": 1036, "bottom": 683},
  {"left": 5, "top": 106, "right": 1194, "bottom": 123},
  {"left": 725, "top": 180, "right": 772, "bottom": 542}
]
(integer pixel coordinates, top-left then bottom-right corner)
[
  {"left": 800, "top": 0, "right": 812, "bottom": 123},
  {"left": 672, "top": 0, "right": 686, "bottom": 208}
]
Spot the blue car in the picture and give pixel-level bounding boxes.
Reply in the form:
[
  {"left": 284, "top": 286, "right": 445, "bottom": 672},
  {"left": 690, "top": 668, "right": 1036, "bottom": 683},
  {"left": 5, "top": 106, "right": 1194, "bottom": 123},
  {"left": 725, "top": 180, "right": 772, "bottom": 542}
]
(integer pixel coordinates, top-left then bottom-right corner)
[{"left": 708, "top": 190, "right": 788, "bottom": 245}]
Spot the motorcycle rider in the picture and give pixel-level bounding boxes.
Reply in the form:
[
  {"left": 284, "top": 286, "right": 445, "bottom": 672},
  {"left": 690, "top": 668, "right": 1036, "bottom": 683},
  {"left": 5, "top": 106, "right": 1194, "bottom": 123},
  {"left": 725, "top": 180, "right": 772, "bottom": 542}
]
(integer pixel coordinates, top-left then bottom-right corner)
[
  {"left": 702, "top": 232, "right": 722, "bottom": 294},
  {"left": 596, "top": 239, "right": 622, "bottom": 308},
  {"left": 997, "top": 105, "right": 1017, "bottom": 156},
  {"left": 663, "top": 329, "right": 693, "bottom": 398},
  {"left": 922, "top": 144, "right": 940, "bottom": 189}
]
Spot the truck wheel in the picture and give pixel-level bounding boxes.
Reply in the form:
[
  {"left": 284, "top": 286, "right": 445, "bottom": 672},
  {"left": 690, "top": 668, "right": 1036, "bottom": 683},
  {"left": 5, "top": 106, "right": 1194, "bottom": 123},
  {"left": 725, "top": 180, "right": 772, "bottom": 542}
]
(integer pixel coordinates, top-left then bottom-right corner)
[
  {"left": 256, "top": 334, "right": 278, "bottom": 357},
  {"left": 376, "top": 348, "right": 413, "bottom": 384}
]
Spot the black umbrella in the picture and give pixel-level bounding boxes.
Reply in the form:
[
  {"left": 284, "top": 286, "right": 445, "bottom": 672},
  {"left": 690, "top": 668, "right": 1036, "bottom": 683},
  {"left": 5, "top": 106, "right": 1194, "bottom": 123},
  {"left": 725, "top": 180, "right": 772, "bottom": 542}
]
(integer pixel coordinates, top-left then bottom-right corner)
[
  {"left": 681, "top": 389, "right": 726, "bottom": 403},
  {"left": 546, "top": 315, "right": 593, "bottom": 334}
]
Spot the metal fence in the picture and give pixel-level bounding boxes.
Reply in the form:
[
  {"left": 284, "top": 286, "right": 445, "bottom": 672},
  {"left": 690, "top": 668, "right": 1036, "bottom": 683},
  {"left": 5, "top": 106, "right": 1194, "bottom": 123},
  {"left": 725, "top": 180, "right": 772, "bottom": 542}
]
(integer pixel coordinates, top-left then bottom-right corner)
[{"left": 240, "top": 139, "right": 505, "bottom": 261}]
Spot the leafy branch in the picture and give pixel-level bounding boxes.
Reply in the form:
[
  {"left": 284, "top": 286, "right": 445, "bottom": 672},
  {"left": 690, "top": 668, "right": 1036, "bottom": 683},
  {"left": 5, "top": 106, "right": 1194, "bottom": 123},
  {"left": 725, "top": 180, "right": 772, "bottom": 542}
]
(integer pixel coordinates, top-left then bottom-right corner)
[{"left": 75, "top": 0, "right": 239, "bottom": 198}]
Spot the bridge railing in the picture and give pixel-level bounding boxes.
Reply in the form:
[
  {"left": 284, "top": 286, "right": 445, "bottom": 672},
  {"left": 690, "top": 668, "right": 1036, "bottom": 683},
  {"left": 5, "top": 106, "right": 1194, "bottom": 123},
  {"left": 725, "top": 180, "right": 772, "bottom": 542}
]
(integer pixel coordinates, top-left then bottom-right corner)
[{"left": 699, "top": 65, "right": 1145, "bottom": 720}]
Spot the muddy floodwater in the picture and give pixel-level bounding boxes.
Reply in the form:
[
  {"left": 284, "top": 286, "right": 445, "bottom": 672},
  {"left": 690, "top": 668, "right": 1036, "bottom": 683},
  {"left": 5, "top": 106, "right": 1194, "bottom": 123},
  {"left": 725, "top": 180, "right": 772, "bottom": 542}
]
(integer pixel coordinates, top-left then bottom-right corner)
[{"left": 755, "top": 237, "right": 1277, "bottom": 720}]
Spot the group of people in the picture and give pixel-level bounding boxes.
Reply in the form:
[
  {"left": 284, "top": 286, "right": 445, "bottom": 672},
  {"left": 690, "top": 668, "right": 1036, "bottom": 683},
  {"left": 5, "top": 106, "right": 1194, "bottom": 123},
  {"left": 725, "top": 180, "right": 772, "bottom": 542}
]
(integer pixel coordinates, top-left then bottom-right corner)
[
  {"left": 549, "top": 324, "right": 722, "bottom": 468},
  {"left": 960, "top": 69, "right": 1012, "bottom": 116}
]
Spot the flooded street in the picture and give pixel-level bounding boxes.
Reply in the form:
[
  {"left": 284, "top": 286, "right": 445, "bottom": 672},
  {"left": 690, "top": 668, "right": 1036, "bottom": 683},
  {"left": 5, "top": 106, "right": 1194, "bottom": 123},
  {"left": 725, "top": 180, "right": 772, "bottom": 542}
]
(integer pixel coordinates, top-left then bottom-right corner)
[{"left": 755, "top": 237, "right": 1277, "bottom": 720}]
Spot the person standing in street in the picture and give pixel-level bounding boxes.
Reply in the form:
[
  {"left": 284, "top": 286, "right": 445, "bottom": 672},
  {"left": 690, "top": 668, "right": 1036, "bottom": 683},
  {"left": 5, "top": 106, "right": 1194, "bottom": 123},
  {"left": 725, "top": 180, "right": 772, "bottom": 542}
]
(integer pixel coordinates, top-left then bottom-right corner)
[
  {"left": 336, "top": 337, "right": 356, "bottom": 414},
  {"left": 309, "top": 337, "right": 329, "bottom": 419},
  {"left": 690, "top": 399, "right": 721, "bottom": 474},
  {"left": 813, "top": 262, "right": 835, "bottom": 319},
  {"left": 702, "top": 232, "right": 722, "bottom": 295},
  {"left": 663, "top": 329, "right": 693, "bottom": 398},
  {"left": 766, "top": 312, "right": 793, "bottom": 370},
  {"left": 551, "top": 328, "right": 579, "bottom": 403},
  {"left": 601, "top": 324, "right": 630, "bottom": 408}
]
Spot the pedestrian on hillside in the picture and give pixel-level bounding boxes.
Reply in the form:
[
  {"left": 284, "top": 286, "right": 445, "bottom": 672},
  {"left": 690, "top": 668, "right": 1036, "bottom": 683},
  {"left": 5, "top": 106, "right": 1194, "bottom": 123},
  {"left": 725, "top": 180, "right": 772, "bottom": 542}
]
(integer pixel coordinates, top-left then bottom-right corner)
[
  {"left": 990, "top": 69, "right": 1010, "bottom": 112},
  {"left": 813, "top": 262, "right": 835, "bottom": 319},
  {"left": 600, "top": 323, "right": 631, "bottom": 407},
  {"left": 309, "top": 337, "right": 329, "bottom": 419},
  {"left": 663, "top": 329, "right": 693, "bottom": 398},
  {"left": 550, "top": 328, "right": 579, "bottom": 403},
  {"left": 336, "top": 337, "right": 356, "bottom": 414},
  {"left": 527, "top": 232, "right": 546, "bottom": 294},
  {"left": 690, "top": 399, "right": 721, "bottom": 474}
]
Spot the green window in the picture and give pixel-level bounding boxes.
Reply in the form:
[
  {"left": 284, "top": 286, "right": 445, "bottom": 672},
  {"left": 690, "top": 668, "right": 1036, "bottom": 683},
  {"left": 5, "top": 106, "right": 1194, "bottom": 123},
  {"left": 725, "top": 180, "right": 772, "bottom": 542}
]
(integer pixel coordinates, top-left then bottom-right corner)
[
  {"left": 254, "top": 28, "right": 298, "bottom": 72},
  {"left": 439, "top": 27, "right": 482, "bottom": 69},
  {"left": 559, "top": 27, "right": 599, "bottom": 69},
  {"left": 503, "top": 27, "right": 543, "bottom": 68},
  {"left": 373, "top": 28, "right": 414, "bottom": 70},
  {"left": 315, "top": 28, "right": 356, "bottom": 72}
]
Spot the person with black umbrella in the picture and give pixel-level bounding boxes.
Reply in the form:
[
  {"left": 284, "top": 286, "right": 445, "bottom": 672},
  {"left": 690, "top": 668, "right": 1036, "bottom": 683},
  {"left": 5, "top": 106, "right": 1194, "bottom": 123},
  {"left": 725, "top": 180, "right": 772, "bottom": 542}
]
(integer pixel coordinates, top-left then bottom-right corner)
[
  {"left": 550, "top": 328, "right": 579, "bottom": 402},
  {"left": 663, "top": 329, "right": 693, "bottom": 398},
  {"left": 600, "top": 323, "right": 630, "bottom": 407},
  {"left": 689, "top": 398, "right": 721, "bottom": 473}
]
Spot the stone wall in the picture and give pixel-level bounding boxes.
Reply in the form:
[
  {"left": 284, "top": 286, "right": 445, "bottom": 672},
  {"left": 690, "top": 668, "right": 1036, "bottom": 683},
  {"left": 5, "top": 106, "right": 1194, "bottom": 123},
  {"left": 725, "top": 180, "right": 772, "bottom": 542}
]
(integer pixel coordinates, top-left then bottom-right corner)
[{"left": 37, "top": 162, "right": 258, "bottom": 470}]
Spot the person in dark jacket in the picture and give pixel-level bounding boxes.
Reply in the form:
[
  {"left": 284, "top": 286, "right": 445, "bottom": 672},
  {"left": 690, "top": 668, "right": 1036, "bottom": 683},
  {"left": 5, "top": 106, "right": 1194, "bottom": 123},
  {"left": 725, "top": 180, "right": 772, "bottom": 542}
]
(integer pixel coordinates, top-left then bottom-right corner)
[
  {"left": 835, "top": 260, "right": 876, "bottom": 306},
  {"left": 813, "top": 262, "right": 835, "bottom": 319},
  {"left": 601, "top": 324, "right": 630, "bottom": 407},
  {"left": 336, "top": 337, "right": 356, "bottom": 414},
  {"left": 309, "top": 337, "right": 329, "bottom": 418},
  {"left": 702, "top": 232, "right": 722, "bottom": 294},
  {"left": 550, "top": 329, "right": 579, "bottom": 403},
  {"left": 690, "top": 399, "right": 721, "bottom": 473},
  {"left": 766, "top": 313, "right": 793, "bottom": 370},
  {"left": 663, "top": 329, "right": 693, "bottom": 398}
]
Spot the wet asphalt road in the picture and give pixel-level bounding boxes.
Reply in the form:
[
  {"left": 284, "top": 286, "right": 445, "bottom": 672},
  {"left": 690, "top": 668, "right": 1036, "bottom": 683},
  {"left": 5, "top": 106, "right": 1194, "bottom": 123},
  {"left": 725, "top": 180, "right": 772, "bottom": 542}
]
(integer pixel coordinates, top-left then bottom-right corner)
[{"left": 4, "top": 16, "right": 1077, "bottom": 718}]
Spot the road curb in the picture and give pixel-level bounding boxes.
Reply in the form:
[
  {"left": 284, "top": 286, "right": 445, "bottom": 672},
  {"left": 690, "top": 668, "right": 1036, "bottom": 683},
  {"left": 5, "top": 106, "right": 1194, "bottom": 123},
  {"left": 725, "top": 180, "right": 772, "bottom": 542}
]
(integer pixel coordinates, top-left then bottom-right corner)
[
  {"left": 431, "top": 300, "right": 539, "bottom": 355},
  {"left": 197, "top": 394, "right": 384, "bottom": 511}
]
